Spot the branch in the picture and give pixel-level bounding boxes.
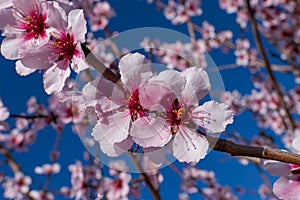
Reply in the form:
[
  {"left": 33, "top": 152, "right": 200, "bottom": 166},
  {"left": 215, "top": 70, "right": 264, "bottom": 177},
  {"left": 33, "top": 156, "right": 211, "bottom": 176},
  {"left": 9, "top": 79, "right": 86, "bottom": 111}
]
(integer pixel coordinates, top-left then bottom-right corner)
[
  {"left": 129, "top": 153, "right": 161, "bottom": 200},
  {"left": 210, "top": 136, "right": 300, "bottom": 165},
  {"left": 83, "top": 43, "right": 300, "bottom": 166},
  {"left": 245, "top": 0, "right": 296, "bottom": 131},
  {"left": 0, "top": 143, "right": 20, "bottom": 173}
]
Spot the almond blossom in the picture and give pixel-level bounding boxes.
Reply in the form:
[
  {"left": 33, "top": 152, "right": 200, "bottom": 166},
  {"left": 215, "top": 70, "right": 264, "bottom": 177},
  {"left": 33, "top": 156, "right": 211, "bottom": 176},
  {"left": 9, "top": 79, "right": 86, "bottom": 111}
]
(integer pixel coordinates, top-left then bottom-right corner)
[
  {"left": 99, "top": 172, "right": 131, "bottom": 200},
  {"left": 2, "top": 172, "right": 32, "bottom": 200},
  {"left": 82, "top": 53, "right": 154, "bottom": 157},
  {"left": 0, "top": 99, "right": 9, "bottom": 131},
  {"left": 132, "top": 67, "right": 233, "bottom": 163},
  {"left": 17, "top": 9, "right": 88, "bottom": 94},
  {"left": 0, "top": 0, "right": 65, "bottom": 60},
  {"left": 263, "top": 161, "right": 300, "bottom": 200}
]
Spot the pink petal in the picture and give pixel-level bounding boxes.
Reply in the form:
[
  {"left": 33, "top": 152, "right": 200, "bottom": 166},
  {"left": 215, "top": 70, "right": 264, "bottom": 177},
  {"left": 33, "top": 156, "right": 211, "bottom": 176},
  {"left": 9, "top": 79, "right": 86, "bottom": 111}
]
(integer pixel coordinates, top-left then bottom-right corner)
[
  {"left": 139, "top": 82, "right": 176, "bottom": 110},
  {"left": 15, "top": 60, "right": 36, "bottom": 76},
  {"left": 262, "top": 160, "right": 291, "bottom": 177},
  {"left": 1, "top": 36, "right": 24, "bottom": 59},
  {"left": 71, "top": 49, "right": 89, "bottom": 73},
  {"left": 131, "top": 116, "right": 172, "bottom": 148},
  {"left": 173, "top": 126, "right": 209, "bottom": 163},
  {"left": 47, "top": 1, "right": 67, "bottom": 29},
  {"left": 273, "top": 175, "right": 300, "bottom": 200},
  {"left": 149, "top": 70, "right": 185, "bottom": 97},
  {"left": 0, "top": 8, "right": 14, "bottom": 29},
  {"left": 43, "top": 64, "right": 71, "bottom": 94},
  {"left": 181, "top": 67, "right": 211, "bottom": 102},
  {"left": 0, "top": 0, "right": 12, "bottom": 9},
  {"left": 292, "top": 136, "right": 300, "bottom": 152},
  {"left": 20, "top": 46, "right": 53, "bottom": 70},
  {"left": 119, "top": 53, "right": 153, "bottom": 91},
  {"left": 98, "top": 136, "right": 133, "bottom": 157},
  {"left": 68, "top": 9, "right": 86, "bottom": 42},
  {"left": 192, "top": 101, "right": 233, "bottom": 134},
  {"left": 92, "top": 111, "right": 131, "bottom": 144}
]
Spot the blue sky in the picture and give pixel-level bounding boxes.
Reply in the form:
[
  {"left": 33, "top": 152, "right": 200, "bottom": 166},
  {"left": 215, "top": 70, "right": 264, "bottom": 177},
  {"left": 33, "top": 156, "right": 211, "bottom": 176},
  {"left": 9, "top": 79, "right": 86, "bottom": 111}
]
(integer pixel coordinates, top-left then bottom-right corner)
[{"left": 0, "top": 0, "right": 290, "bottom": 199}]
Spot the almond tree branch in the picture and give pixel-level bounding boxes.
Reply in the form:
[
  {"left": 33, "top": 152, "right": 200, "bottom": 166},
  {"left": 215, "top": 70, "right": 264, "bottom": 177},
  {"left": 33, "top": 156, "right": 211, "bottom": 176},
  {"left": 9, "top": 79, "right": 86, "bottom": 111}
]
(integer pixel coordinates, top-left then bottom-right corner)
[
  {"left": 0, "top": 144, "right": 34, "bottom": 200},
  {"left": 245, "top": 0, "right": 296, "bottom": 131},
  {"left": 129, "top": 153, "right": 161, "bottom": 200},
  {"left": 83, "top": 43, "right": 300, "bottom": 166},
  {"left": 210, "top": 136, "right": 300, "bottom": 165}
]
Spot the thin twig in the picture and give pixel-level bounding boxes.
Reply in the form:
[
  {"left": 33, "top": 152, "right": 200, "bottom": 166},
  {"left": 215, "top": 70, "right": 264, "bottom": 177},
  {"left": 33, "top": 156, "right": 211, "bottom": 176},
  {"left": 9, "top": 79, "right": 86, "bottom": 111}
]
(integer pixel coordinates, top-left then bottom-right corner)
[
  {"left": 129, "top": 153, "right": 161, "bottom": 200},
  {"left": 83, "top": 43, "right": 300, "bottom": 166},
  {"left": 245, "top": 0, "right": 296, "bottom": 131}
]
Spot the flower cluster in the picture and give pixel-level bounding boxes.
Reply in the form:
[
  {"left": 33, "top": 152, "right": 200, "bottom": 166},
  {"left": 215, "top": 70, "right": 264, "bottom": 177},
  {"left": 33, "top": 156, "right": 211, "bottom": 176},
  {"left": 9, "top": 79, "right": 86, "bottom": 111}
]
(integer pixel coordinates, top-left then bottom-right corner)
[
  {"left": 0, "top": 0, "right": 88, "bottom": 94},
  {"left": 82, "top": 52, "right": 233, "bottom": 163}
]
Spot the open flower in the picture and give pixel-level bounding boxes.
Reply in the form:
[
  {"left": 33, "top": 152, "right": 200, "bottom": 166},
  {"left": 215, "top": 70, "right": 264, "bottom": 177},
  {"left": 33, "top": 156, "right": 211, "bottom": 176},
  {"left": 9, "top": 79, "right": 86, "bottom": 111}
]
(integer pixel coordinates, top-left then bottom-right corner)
[
  {"left": 18, "top": 9, "right": 88, "bottom": 94},
  {"left": 0, "top": 0, "right": 65, "bottom": 60},
  {"left": 132, "top": 67, "right": 233, "bottom": 163},
  {"left": 82, "top": 53, "right": 154, "bottom": 156},
  {"left": 264, "top": 161, "right": 300, "bottom": 200}
]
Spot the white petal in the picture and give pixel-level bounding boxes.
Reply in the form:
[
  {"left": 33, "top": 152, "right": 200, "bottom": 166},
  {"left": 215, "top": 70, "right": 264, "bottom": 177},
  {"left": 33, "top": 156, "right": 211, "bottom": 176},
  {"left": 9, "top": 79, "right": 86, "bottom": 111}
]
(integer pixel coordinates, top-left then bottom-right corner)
[
  {"left": 182, "top": 67, "right": 211, "bottom": 102},
  {"left": 131, "top": 116, "right": 171, "bottom": 148},
  {"left": 43, "top": 64, "right": 71, "bottom": 94},
  {"left": 149, "top": 69, "right": 185, "bottom": 97},
  {"left": 119, "top": 53, "right": 153, "bottom": 91},
  {"left": 1, "top": 37, "right": 23, "bottom": 59},
  {"left": 68, "top": 9, "right": 86, "bottom": 42},
  {"left": 292, "top": 136, "right": 300, "bottom": 152},
  {"left": 15, "top": 60, "right": 36, "bottom": 76},
  {"left": 99, "top": 136, "right": 133, "bottom": 157},
  {"left": 173, "top": 126, "right": 209, "bottom": 163},
  {"left": 192, "top": 101, "right": 233, "bottom": 134},
  {"left": 92, "top": 112, "right": 131, "bottom": 144}
]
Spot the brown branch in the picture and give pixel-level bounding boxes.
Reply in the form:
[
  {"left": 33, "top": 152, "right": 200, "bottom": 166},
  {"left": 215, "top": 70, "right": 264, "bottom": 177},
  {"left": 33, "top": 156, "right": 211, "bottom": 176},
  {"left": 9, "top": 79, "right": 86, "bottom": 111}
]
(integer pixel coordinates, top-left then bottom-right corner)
[
  {"left": 210, "top": 136, "right": 300, "bottom": 165},
  {"left": 10, "top": 114, "right": 49, "bottom": 120},
  {"left": 245, "top": 0, "right": 296, "bottom": 131},
  {"left": 83, "top": 43, "right": 300, "bottom": 166},
  {"left": 129, "top": 153, "right": 161, "bottom": 200},
  {"left": 0, "top": 143, "right": 20, "bottom": 173}
]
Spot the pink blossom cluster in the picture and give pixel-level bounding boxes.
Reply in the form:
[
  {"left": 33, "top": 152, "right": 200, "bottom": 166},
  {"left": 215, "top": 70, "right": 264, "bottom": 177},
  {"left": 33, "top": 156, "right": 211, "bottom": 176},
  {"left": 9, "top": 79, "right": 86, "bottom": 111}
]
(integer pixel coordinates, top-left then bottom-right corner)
[
  {"left": 0, "top": 0, "right": 88, "bottom": 94},
  {"left": 140, "top": 29, "right": 233, "bottom": 70},
  {"left": 180, "top": 165, "right": 238, "bottom": 199},
  {"left": 82, "top": 52, "right": 233, "bottom": 163}
]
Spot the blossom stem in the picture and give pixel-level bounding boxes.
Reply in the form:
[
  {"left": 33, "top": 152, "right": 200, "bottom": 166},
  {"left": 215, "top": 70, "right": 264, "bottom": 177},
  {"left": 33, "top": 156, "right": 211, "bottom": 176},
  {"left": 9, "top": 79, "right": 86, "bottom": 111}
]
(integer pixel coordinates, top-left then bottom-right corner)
[
  {"left": 245, "top": 0, "right": 296, "bottom": 131},
  {"left": 129, "top": 153, "right": 161, "bottom": 200}
]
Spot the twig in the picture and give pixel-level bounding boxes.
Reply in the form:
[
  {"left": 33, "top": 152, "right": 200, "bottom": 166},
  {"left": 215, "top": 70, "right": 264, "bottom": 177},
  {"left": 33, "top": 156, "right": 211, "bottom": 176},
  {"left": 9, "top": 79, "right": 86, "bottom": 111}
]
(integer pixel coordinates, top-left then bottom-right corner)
[
  {"left": 0, "top": 143, "right": 20, "bottom": 173},
  {"left": 83, "top": 43, "right": 300, "bottom": 166},
  {"left": 129, "top": 153, "right": 161, "bottom": 200},
  {"left": 245, "top": 0, "right": 296, "bottom": 131}
]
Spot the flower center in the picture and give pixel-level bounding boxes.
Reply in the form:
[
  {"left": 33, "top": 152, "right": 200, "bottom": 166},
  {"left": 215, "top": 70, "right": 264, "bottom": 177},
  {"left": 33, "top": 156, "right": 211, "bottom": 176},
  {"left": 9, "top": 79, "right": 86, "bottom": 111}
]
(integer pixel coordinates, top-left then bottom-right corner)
[
  {"left": 128, "top": 89, "right": 147, "bottom": 121},
  {"left": 15, "top": 4, "right": 47, "bottom": 41},
  {"left": 167, "top": 98, "right": 185, "bottom": 135},
  {"left": 50, "top": 31, "right": 80, "bottom": 63}
]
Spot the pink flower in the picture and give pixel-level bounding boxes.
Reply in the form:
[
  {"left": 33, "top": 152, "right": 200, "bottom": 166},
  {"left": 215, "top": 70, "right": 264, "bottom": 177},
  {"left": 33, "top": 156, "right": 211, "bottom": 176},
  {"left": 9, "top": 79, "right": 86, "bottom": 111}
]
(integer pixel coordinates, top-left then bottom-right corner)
[
  {"left": 0, "top": 0, "right": 65, "bottom": 60},
  {"left": 0, "top": 99, "right": 9, "bottom": 131},
  {"left": 83, "top": 53, "right": 153, "bottom": 156},
  {"left": 100, "top": 172, "right": 131, "bottom": 200},
  {"left": 34, "top": 163, "right": 61, "bottom": 175},
  {"left": 88, "top": 1, "right": 115, "bottom": 31},
  {"left": 132, "top": 67, "right": 233, "bottom": 162},
  {"left": 3, "top": 172, "right": 32, "bottom": 199},
  {"left": 19, "top": 9, "right": 88, "bottom": 94}
]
